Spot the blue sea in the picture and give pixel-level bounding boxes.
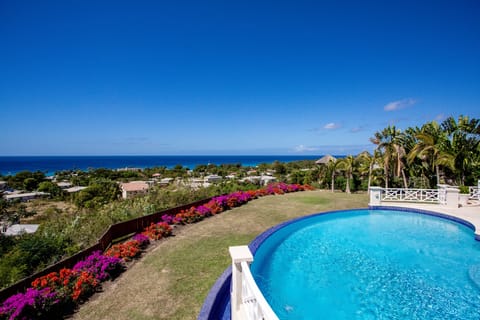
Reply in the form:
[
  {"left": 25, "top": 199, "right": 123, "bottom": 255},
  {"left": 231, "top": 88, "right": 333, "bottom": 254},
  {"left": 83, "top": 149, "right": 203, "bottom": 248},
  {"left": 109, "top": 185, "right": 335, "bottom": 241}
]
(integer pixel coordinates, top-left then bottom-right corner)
[{"left": 0, "top": 155, "right": 329, "bottom": 176}]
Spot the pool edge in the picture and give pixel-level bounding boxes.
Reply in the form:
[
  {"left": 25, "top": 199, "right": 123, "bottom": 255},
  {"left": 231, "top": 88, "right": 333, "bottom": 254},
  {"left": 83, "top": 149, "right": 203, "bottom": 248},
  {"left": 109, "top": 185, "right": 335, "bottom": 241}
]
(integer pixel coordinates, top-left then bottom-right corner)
[{"left": 198, "top": 205, "right": 480, "bottom": 319}]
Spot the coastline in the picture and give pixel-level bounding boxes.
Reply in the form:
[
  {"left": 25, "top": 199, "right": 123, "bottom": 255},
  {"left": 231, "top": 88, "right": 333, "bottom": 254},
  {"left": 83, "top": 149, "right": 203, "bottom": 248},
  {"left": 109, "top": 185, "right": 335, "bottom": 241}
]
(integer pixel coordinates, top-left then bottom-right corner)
[{"left": 0, "top": 155, "right": 333, "bottom": 176}]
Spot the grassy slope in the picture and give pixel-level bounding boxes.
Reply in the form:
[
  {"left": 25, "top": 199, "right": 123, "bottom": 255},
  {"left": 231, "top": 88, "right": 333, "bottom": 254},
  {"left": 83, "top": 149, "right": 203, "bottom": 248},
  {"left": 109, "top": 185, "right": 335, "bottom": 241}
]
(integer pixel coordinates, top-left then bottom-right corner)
[{"left": 73, "top": 190, "right": 368, "bottom": 320}]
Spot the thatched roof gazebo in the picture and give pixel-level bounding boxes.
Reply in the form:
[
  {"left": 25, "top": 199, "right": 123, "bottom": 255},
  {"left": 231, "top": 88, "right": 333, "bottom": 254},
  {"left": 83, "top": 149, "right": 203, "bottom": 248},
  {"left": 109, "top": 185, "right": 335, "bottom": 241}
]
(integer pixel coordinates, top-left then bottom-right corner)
[{"left": 315, "top": 155, "right": 337, "bottom": 165}]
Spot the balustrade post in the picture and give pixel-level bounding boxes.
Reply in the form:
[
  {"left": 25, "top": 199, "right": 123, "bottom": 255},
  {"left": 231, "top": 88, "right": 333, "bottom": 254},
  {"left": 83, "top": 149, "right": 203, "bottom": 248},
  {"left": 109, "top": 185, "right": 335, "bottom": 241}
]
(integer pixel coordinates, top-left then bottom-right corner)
[
  {"left": 229, "top": 246, "right": 254, "bottom": 320},
  {"left": 445, "top": 187, "right": 460, "bottom": 208},
  {"left": 369, "top": 187, "right": 382, "bottom": 206}
]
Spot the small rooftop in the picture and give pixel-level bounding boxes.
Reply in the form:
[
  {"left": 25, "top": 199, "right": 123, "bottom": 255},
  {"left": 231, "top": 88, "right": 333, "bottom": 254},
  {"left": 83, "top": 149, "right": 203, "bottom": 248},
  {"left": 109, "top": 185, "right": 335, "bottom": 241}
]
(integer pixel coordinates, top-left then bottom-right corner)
[{"left": 2, "top": 224, "right": 40, "bottom": 236}]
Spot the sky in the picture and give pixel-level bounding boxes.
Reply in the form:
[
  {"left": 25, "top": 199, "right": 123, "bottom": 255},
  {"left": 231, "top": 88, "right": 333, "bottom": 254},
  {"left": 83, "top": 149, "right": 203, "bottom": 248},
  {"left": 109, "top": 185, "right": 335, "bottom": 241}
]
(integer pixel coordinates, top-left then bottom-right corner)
[{"left": 1, "top": 0, "right": 479, "bottom": 156}]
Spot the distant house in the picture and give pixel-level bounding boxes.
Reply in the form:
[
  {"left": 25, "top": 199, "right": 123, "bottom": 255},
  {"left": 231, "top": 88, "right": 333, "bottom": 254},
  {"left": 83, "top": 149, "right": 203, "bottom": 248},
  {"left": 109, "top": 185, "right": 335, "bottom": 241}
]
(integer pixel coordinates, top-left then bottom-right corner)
[
  {"left": 1, "top": 224, "right": 40, "bottom": 236},
  {"left": 117, "top": 167, "right": 142, "bottom": 172},
  {"left": 260, "top": 176, "right": 276, "bottom": 185},
  {"left": 4, "top": 192, "right": 49, "bottom": 202},
  {"left": 241, "top": 175, "right": 276, "bottom": 186},
  {"left": 120, "top": 181, "right": 150, "bottom": 199},
  {"left": 205, "top": 175, "right": 222, "bottom": 183},
  {"left": 0, "top": 181, "right": 7, "bottom": 190},
  {"left": 65, "top": 186, "right": 88, "bottom": 193},
  {"left": 56, "top": 181, "right": 73, "bottom": 189},
  {"left": 158, "top": 178, "right": 174, "bottom": 186},
  {"left": 241, "top": 176, "right": 261, "bottom": 184}
]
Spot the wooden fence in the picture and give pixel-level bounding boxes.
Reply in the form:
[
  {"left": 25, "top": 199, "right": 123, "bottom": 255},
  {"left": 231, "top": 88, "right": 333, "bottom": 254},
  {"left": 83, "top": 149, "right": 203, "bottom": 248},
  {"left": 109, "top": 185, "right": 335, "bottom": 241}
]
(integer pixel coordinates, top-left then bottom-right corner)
[{"left": 0, "top": 198, "right": 212, "bottom": 302}]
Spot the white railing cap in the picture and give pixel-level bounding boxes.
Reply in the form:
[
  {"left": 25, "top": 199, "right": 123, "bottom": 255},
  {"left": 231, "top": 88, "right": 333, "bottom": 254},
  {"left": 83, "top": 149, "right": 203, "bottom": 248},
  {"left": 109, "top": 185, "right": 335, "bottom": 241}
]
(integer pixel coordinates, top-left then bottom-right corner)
[{"left": 229, "top": 245, "right": 253, "bottom": 263}]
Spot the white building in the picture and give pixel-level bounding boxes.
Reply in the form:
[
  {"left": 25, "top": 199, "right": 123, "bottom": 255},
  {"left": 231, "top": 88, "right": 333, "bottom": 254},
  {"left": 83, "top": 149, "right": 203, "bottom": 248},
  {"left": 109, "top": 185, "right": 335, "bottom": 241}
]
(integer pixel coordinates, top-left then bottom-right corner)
[
  {"left": 65, "top": 186, "right": 88, "bottom": 193},
  {"left": 1, "top": 224, "right": 40, "bottom": 236},
  {"left": 4, "top": 192, "right": 49, "bottom": 202},
  {"left": 56, "top": 181, "right": 72, "bottom": 189},
  {"left": 205, "top": 175, "right": 222, "bottom": 183}
]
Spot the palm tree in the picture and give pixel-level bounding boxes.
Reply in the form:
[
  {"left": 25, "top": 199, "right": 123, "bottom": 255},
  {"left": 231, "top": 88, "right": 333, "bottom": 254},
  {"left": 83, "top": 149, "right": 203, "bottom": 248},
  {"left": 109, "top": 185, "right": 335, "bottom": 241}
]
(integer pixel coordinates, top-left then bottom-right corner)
[
  {"left": 337, "top": 155, "right": 355, "bottom": 194},
  {"left": 356, "top": 150, "right": 382, "bottom": 193},
  {"left": 407, "top": 121, "right": 454, "bottom": 186},
  {"left": 370, "top": 125, "right": 407, "bottom": 188},
  {"left": 315, "top": 155, "right": 337, "bottom": 190},
  {"left": 326, "top": 158, "right": 338, "bottom": 192},
  {"left": 441, "top": 115, "right": 480, "bottom": 185}
]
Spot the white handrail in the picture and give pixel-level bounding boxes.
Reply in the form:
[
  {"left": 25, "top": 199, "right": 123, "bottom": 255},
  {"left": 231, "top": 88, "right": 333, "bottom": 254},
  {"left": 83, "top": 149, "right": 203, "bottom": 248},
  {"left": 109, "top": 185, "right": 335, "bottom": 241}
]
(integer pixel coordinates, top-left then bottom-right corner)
[
  {"left": 230, "top": 246, "right": 279, "bottom": 320},
  {"left": 240, "top": 261, "right": 279, "bottom": 320}
]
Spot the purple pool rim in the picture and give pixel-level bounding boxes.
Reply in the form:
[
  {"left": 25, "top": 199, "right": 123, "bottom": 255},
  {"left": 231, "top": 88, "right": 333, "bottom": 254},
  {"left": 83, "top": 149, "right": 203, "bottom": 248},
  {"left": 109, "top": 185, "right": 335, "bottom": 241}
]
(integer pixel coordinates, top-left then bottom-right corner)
[{"left": 197, "top": 206, "right": 479, "bottom": 320}]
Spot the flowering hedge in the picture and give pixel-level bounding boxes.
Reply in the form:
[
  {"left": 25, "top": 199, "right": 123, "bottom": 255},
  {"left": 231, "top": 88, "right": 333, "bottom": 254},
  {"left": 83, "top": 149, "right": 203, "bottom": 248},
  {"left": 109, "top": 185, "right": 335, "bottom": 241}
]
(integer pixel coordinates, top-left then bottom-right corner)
[{"left": 0, "top": 183, "right": 313, "bottom": 319}]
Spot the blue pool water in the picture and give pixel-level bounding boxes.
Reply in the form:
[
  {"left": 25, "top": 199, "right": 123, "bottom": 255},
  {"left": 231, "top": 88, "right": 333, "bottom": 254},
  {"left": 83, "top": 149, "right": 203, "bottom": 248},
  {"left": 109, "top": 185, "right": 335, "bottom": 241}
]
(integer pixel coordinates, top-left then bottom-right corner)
[{"left": 250, "top": 209, "right": 480, "bottom": 319}]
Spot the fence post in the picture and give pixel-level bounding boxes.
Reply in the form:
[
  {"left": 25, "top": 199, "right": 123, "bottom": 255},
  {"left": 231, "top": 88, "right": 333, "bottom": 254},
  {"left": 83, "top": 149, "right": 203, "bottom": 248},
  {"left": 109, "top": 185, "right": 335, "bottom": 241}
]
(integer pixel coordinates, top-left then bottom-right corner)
[
  {"left": 229, "top": 246, "right": 253, "bottom": 320},
  {"left": 445, "top": 187, "right": 460, "bottom": 208},
  {"left": 369, "top": 187, "right": 382, "bottom": 206}
]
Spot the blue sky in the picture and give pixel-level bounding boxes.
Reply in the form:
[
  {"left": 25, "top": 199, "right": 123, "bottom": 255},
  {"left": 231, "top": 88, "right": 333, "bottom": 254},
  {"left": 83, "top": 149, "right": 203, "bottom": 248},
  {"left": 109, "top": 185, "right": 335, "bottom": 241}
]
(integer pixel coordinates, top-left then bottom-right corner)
[{"left": 1, "top": 0, "right": 479, "bottom": 156}]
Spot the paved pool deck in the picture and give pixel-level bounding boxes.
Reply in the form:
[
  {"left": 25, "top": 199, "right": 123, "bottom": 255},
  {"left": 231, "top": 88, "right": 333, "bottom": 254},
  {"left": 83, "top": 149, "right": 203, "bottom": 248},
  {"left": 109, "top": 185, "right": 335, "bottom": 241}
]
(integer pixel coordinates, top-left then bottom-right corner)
[{"left": 373, "top": 202, "right": 480, "bottom": 238}]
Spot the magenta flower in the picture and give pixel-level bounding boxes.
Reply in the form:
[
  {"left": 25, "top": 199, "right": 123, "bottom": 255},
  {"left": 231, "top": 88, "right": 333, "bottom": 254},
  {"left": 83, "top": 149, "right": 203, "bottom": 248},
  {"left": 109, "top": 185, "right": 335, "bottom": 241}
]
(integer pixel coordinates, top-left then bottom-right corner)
[
  {"left": 73, "top": 251, "right": 123, "bottom": 281},
  {"left": 0, "top": 287, "right": 57, "bottom": 320},
  {"left": 161, "top": 214, "right": 174, "bottom": 224},
  {"left": 195, "top": 205, "right": 211, "bottom": 217},
  {"left": 132, "top": 233, "right": 150, "bottom": 246}
]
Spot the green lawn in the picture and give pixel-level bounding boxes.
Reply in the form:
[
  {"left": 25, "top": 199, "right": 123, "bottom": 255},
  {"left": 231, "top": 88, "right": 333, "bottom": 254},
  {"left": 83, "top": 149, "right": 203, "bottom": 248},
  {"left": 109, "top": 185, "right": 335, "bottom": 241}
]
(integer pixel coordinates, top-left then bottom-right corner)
[{"left": 73, "top": 190, "right": 368, "bottom": 320}]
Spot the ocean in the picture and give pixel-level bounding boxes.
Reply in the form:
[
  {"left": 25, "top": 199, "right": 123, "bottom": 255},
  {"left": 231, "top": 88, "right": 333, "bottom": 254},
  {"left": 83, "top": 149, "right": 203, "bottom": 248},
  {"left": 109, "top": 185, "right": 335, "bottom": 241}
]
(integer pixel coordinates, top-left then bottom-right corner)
[{"left": 0, "top": 155, "right": 329, "bottom": 176}]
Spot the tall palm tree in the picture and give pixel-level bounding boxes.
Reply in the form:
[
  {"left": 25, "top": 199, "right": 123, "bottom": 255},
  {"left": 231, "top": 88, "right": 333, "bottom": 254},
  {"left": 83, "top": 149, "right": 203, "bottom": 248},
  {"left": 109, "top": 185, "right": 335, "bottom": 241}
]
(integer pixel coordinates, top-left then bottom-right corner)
[
  {"left": 407, "top": 121, "right": 454, "bottom": 186},
  {"left": 337, "top": 155, "right": 355, "bottom": 194},
  {"left": 442, "top": 115, "right": 480, "bottom": 185},
  {"left": 356, "top": 150, "right": 382, "bottom": 193},
  {"left": 370, "top": 125, "right": 407, "bottom": 188},
  {"left": 326, "top": 158, "right": 338, "bottom": 192}
]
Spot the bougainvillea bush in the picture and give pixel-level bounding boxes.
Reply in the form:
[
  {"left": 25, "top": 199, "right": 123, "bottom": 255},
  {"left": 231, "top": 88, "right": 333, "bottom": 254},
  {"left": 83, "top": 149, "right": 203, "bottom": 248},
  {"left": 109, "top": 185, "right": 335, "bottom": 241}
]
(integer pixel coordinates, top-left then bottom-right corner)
[
  {"left": 73, "top": 251, "right": 123, "bottom": 281},
  {"left": 0, "top": 183, "right": 313, "bottom": 319},
  {"left": 105, "top": 240, "right": 141, "bottom": 261},
  {"left": 0, "top": 288, "right": 59, "bottom": 320},
  {"left": 141, "top": 222, "right": 172, "bottom": 240}
]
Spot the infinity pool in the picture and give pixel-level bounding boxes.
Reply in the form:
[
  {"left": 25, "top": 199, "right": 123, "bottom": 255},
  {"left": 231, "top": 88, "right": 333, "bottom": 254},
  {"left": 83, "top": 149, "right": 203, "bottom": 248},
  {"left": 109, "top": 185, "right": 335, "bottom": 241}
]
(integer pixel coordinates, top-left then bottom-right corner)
[{"left": 251, "top": 209, "right": 480, "bottom": 319}]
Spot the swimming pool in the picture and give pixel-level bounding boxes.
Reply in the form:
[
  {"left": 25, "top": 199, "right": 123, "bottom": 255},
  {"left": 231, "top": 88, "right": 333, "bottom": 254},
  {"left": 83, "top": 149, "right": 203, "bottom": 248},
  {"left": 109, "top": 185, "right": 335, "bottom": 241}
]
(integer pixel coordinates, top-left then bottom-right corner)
[{"left": 250, "top": 209, "right": 480, "bottom": 319}]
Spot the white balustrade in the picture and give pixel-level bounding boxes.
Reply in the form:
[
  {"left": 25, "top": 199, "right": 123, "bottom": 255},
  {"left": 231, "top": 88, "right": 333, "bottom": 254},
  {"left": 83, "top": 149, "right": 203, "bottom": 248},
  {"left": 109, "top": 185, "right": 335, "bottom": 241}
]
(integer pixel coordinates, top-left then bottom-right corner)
[
  {"left": 369, "top": 185, "right": 476, "bottom": 208},
  {"left": 230, "top": 246, "right": 279, "bottom": 320},
  {"left": 469, "top": 187, "right": 479, "bottom": 200},
  {"left": 382, "top": 188, "right": 441, "bottom": 203}
]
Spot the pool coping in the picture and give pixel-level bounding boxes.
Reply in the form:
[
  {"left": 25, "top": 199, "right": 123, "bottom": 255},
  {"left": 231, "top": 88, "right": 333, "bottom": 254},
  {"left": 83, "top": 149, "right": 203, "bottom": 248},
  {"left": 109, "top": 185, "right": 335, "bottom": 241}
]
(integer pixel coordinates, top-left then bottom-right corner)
[{"left": 198, "top": 205, "right": 480, "bottom": 320}]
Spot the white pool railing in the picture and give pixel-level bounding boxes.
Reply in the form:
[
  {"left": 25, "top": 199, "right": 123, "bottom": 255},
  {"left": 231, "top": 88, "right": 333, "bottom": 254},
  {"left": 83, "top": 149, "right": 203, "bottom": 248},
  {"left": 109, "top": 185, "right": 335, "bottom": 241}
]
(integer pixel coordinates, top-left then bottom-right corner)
[
  {"left": 381, "top": 188, "right": 444, "bottom": 203},
  {"left": 369, "top": 184, "right": 480, "bottom": 208},
  {"left": 229, "top": 246, "right": 279, "bottom": 320}
]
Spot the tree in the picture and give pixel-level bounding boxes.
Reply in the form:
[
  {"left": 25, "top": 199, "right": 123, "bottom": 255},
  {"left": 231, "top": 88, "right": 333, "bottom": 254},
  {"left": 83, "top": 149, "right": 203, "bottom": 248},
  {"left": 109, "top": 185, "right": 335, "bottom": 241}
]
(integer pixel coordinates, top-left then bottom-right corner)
[
  {"left": 74, "top": 179, "right": 121, "bottom": 208},
  {"left": 441, "top": 115, "right": 480, "bottom": 185},
  {"left": 336, "top": 155, "right": 356, "bottom": 193},
  {"left": 370, "top": 126, "right": 407, "bottom": 188},
  {"left": 7, "top": 171, "right": 46, "bottom": 190},
  {"left": 326, "top": 158, "right": 338, "bottom": 192},
  {"left": 407, "top": 121, "right": 454, "bottom": 186},
  {"left": 272, "top": 161, "right": 287, "bottom": 175},
  {"left": 38, "top": 181, "right": 65, "bottom": 199}
]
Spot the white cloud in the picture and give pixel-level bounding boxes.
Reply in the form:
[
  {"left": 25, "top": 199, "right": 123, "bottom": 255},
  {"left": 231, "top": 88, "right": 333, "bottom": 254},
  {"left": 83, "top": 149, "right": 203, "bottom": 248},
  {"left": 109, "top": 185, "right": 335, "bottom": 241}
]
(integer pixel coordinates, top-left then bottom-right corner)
[
  {"left": 384, "top": 98, "right": 416, "bottom": 111},
  {"left": 293, "top": 145, "right": 319, "bottom": 152},
  {"left": 350, "top": 126, "right": 364, "bottom": 133},
  {"left": 324, "top": 122, "right": 341, "bottom": 130}
]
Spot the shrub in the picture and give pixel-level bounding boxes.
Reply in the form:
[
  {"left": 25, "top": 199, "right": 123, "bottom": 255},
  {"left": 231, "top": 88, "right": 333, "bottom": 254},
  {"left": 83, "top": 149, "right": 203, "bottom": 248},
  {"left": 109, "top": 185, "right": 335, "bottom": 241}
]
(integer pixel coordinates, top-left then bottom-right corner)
[
  {"left": 105, "top": 241, "right": 141, "bottom": 261},
  {"left": 0, "top": 287, "right": 59, "bottom": 320},
  {"left": 142, "top": 222, "right": 172, "bottom": 240},
  {"left": 73, "top": 251, "right": 123, "bottom": 281},
  {"left": 132, "top": 234, "right": 150, "bottom": 248}
]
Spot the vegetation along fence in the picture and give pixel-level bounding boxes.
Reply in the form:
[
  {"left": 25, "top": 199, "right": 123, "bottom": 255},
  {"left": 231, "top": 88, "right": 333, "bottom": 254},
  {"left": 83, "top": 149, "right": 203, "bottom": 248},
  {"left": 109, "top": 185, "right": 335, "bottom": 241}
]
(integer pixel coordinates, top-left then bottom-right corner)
[{"left": 0, "top": 198, "right": 212, "bottom": 302}]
